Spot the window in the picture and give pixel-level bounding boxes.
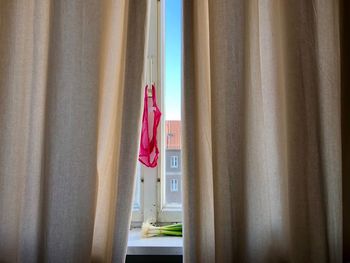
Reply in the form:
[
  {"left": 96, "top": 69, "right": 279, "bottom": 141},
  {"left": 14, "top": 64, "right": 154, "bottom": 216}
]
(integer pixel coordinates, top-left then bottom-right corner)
[
  {"left": 132, "top": 163, "right": 143, "bottom": 223},
  {"left": 170, "top": 179, "right": 179, "bottom": 192},
  {"left": 131, "top": 0, "right": 182, "bottom": 226},
  {"left": 170, "top": 156, "right": 179, "bottom": 168}
]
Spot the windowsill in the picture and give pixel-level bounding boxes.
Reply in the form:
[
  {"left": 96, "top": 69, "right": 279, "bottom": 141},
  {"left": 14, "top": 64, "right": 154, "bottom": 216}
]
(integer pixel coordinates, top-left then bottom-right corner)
[{"left": 127, "top": 229, "right": 183, "bottom": 255}]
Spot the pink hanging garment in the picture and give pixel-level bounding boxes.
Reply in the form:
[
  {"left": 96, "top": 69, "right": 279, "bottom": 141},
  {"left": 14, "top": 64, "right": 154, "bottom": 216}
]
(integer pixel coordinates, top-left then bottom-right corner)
[{"left": 138, "top": 84, "right": 161, "bottom": 167}]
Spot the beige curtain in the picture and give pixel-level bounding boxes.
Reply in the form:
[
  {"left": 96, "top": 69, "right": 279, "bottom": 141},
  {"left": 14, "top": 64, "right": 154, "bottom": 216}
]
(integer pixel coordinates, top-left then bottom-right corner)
[
  {"left": 0, "top": 0, "right": 146, "bottom": 262},
  {"left": 182, "top": 1, "right": 342, "bottom": 262},
  {"left": 341, "top": 1, "right": 350, "bottom": 261}
]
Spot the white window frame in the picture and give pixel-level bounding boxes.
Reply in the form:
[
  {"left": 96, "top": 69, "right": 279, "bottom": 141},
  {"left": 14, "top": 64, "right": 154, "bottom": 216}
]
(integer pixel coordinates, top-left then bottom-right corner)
[
  {"left": 131, "top": 164, "right": 145, "bottom": 223},
  {"left": 131, "top": 0, "right": 182, "bottom": 226}
]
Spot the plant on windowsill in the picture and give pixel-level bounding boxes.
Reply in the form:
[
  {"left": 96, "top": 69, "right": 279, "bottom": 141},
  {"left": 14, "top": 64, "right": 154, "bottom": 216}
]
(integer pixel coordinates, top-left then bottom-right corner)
[{"left": 141, "top": 221, "right": 182, "bottom": 237}]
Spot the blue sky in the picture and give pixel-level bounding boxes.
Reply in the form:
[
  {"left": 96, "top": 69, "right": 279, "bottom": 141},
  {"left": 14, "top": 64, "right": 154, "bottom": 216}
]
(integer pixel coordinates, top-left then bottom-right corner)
[{"left": 165, "top": 0, "right": 182, "bottom": 120}]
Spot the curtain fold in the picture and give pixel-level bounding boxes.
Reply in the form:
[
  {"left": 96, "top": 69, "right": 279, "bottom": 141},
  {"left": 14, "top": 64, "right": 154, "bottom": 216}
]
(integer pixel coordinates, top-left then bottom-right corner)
[
  {"left": 92, "top": 0, "right": 147, "bottom": 262},
  {"left": 0, "top": 0, "right": 146, "bottom": 262},
  {"left": 341, "top": 2, "right": 350, "bottom": 262},
  {"left": 183, "top": 1, "right": 342, "bottom": 262}
]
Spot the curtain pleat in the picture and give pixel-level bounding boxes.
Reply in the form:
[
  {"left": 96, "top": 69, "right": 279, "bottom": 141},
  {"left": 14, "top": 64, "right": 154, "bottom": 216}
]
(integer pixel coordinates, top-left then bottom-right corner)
[
  {"left": 0, "top": 1, "right": 51, "bottom": 261},
  {"left": 0, "top": 0, "right": 147, "bottom": 262},
  {"left": 183, "top": 1, "right": 342, "bottom": 262},
  {"left": 92, "top": 0, "right": 147, "bottom": 262},
  {"left": 341, "top": 1, "right": 350, "bottom": 262}
]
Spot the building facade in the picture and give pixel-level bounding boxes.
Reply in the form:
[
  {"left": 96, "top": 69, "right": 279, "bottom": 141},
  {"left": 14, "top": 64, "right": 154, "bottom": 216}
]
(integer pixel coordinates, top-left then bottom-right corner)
[{"left": 165, "top": 121, "right": 182, "bottom": 204}]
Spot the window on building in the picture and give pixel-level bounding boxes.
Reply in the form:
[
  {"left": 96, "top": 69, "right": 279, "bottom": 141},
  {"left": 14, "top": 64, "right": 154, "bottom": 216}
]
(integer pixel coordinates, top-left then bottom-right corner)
[
  {"left": 170, "top": 179, "right": 179, "bottom": 192},
  {"left": 170, "top": 156, "right": 179, "bottom": 168},
  {"left": 131, "top": 0, "right": 182, "bottom": 226}
]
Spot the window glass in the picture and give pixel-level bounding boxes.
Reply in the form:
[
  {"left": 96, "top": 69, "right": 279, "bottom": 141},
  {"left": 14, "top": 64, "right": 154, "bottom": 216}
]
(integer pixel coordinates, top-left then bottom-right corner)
[
  {"left": 132, "top": 163, "right": 141, "bottom": 210},
  {"left": 170, "top": 156, "right": 179, "bottom": 168},
  {"left": 170, "top": 179, "right": 179, "bottom": 192},
  {"left": 163, "top": 0, "right": 182, "bottom": 207}
]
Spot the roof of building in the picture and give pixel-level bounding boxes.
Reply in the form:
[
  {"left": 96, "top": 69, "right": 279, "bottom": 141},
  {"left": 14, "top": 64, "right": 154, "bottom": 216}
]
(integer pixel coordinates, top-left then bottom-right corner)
[{"left": 165, "top": 120, "right": 181, "bottom": 150}]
